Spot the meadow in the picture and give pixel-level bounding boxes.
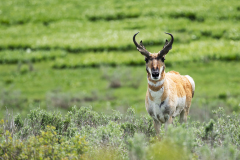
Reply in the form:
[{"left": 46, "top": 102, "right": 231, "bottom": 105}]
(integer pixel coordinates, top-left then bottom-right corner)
[{"left": 1, "top": 0, "right": 240, "bottom": 159}]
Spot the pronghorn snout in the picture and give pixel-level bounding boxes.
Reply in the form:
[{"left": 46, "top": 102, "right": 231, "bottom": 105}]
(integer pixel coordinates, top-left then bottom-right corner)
[
  {"left": 151, "top": 69, "right": 159, "bottom": 79},
  {"left": 152, "top": 71, "right": 159, "bottom": 78}
]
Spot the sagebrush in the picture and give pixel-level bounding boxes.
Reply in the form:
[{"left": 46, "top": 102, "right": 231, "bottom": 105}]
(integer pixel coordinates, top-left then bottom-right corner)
[{"left": 1, "top": 107, "right": 239, "bottom": 159}]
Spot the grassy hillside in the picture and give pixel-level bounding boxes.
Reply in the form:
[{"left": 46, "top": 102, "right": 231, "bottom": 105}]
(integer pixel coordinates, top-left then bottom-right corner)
[
  {"left": 0, "top": 0, "right": 239, "bottom": 116},
  {"left": 0, "top": 0, "right": 239, "bottom": 118},
  {"left": 1, "top": 61, "right": 240, "bottom": 121}
]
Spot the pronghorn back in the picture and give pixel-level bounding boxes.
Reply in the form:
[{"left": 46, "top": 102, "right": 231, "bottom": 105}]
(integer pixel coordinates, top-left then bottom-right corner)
[{"left": 166, "top": 71, "right": 194, "bottom": 99}]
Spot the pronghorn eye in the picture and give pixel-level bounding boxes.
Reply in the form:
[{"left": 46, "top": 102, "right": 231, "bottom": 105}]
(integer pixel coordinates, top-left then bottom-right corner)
[{"left": 161, "top": 57, "right": 165, "bottom": 62}]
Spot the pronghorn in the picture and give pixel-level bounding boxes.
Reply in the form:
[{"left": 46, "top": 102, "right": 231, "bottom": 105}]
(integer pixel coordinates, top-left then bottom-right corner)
[{"left": 133, "top": 32, "right": 195, "bottom": 134}]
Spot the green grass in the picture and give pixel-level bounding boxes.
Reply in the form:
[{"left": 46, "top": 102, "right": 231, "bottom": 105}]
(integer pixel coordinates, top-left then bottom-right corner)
[
  {"left": 1, "top": 18, "right": 240, "bottom": 51},
  {"left": 0, "top": 0, "right": 239, "bottom": 122},
  {"left": 1, "top": 61, "right": 240, "bottom": 121},
  {"left": 0, "top": 0, "right": 240, "bottom": 121},
  {"left": 1, "top": 39, "right": 240, "bottom": 66},
  {"left": 1, "top": 0, "right": 240, "bottom": 24},
  {"left": 0, "top": 50, "right": 66, "bottom": 64},
  {"left": 50, "top": 40, "right": 240, "bottom": 68}
]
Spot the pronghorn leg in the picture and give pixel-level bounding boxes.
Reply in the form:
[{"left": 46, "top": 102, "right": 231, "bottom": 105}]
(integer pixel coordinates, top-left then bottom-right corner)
[
  {"left": 165, "top": 116, "right": 173, "bottom": 131},
  {"left": 180, "top": 106, "right": 190, "bottom": 123},
  {"left": 168, "top": 116, "right": 173, "bottom": 124},
  {"left": 153, "top": 120, "right": 161, "bottom": 135},
  {"left": 180, "top": 109, "right": 186, "bottom": 123}
]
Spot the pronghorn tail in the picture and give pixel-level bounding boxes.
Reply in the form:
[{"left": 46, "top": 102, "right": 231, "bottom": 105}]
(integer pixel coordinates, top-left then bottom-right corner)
[{"left": 185, "top": 75, "right": 195, "bottom": 98}]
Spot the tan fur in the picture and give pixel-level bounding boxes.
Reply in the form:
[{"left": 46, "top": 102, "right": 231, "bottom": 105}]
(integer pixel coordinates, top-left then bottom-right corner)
[
  {"left": 160, "top": 80, "right": 168, "bottom": 102},
  {"left": 148, "top": 90, "right": 154, "bottom": 101},
  {"left": 148, "top": 84, "right": 164, "bottom": 92},
  {"left": 166, "top": 72, "right": 188, "bottom": 98}
]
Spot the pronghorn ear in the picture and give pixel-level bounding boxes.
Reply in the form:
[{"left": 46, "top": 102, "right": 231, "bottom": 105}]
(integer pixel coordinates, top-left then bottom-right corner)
[
  {"left": 144, "top": 56, "right": 149, "bottom": 63},
  {"left": 161, "top": 55, "right": 166, "bottom": 62}
]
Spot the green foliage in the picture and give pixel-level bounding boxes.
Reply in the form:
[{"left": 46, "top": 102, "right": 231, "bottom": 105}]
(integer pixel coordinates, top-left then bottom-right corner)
[
  {"left": 82, "top": 121, "right": 125, "bottom": 150},
  {"left": 14, "top": 114, "right": 23, "bottom": 130},
  {"left": 146, "top": 127, "right": 193, "bottom": 160},
  {"left": 121, "top": 108, "right": 155, "bottom": 137},
  {"left": 128, "top": 133, "right": 147, "bottom": 160},
  {"left": 1, "top": 107, "right": 239, "bottom": 159},
  {"left": 0, "top": 126, "right": 88, "bottom": 159},
  {"left": 71, "top": 106, "right": 103, "bottom": 128},
  {"left": 83, "top": 146, "right": 124, "bottom": 160}
]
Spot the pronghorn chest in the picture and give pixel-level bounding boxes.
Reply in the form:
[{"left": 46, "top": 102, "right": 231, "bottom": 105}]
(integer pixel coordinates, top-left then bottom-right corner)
[{"left": 147, "top": 83, "right": 170, "bottom": 123}]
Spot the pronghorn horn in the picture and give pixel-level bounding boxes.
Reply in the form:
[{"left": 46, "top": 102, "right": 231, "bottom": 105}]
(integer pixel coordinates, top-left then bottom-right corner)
[
  {"left": 133, "top": 32, "right": 150, "bottom": 58},
  {"left": 158, "top": 32, "right": 174, "bottom": 58}
]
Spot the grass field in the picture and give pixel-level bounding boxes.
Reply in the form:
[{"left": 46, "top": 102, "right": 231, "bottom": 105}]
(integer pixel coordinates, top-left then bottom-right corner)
[
  {"left": 1, "top": 0, "right": 240, "bottom": 159},
  {"left": 1, "top": 61, "right": 239, "bottom": 121},
  {"left": 0, "top": 0, "right": 240, "bottom": 119}
]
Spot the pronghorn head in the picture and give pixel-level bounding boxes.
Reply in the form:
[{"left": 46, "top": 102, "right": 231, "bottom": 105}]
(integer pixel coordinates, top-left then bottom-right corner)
[{"left": 133, "top": 32, "right": 174, "bottom": 81}]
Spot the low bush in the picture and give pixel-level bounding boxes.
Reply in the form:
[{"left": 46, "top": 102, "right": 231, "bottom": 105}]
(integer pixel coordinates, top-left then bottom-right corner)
[
  {"left": 0, "top": 125, "right": 88, "bottom": 159},
  {"left": 0, "top": 106, "right": 240, "bottom": 159}
]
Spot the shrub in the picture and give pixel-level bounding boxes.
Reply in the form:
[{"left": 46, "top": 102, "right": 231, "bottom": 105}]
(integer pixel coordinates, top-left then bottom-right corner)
[
  {"left": 83, "top": 146, "right": 125, "bottom": 160},
  {"left": 0, "top": 106, "right": 240, "bottom": 159},
  {"left": 0, "top": 126, "right": 88, "bottom": 159}
]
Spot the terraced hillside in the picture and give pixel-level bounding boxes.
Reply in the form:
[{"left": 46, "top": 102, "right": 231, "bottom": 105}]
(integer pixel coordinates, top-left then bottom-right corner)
[{"left": 0, "top": 0, "right": 240, "bottom": 120}]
